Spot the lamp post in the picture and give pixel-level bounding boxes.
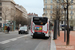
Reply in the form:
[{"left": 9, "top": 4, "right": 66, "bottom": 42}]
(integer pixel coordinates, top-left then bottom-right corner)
[
  {"left": 63, "top": 0, "right": 75, "bottom": 45},
  {"left": 63, "top": 0, "right": 70, "bottom": 45},
  {"left": 66, "top": 0, "right": 70, "bottom": 45},
  {"left": 64, "top": 7, "right": 67, "bottom": 42},
  {"left": 62, "top": 0, "right": 69, "bottom": 45}
]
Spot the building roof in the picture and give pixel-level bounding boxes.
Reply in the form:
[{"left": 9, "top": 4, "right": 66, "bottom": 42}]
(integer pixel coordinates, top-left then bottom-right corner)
[
  {"left": 1, "top": 0, "right": 16, "bottom": 4},
  {"left": 28, "top": 13, "right": 38, "bottom": 16}
]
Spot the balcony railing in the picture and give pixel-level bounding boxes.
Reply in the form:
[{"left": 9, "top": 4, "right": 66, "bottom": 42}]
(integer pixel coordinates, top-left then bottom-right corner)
[
  {"left": 43, "top": 13, "right": 47, "bottom": 15},
  {"left": 43, "top": 8, "right": 53, "bottom": 10}
]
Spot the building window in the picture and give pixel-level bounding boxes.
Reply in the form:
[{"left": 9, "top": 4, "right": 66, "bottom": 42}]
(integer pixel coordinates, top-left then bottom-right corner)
[
  {"left": 71, "top": 11, "right": 73, "bottom": 14},
  {"left": 71, "top": 6, "right": 73, "bottom": 9},
  {"left": 57, "top": 5, "right": 59, "bottom": 8},
  {"left": 57, "top": 0, "right": 59, "bottom": 3},
  {"left": 50, "top": 11, "right": 52, "bottom": 14},
  {"left": 71, "top": 16, "right": 72, "bottom": 19},
  {"left": 45, "top": 5, "right": 47, "bottom": 9},
  {"left": 51, "top": 16, "right": 52, "bottom": 19},
  {"left": 45, "top": 0, "right": 47, "bottom": 3},
  {"left": 61, "top": 5, "right": 64, "bottom": 9},
  {"left": 71, "top": 0, "right": 73, "bottom": 3},
  {"left": 66, "top": 11, "right": 67, "bottom": 14},
  {"left": 0, "top": 13, "right": 2, "bottom": 16},
  {"left": 0, "top": 23, "right": 2, "bottom": 27},
  {"left": 51, "top": 0, "right": 53, "bottom": 3},
  {"left": 65, "top": 0, "right": 67, "bottom": 2},
  {"left": 45, "top": 11, "right": 47, "bottom": 13},
  {"left": 61, "top": 21, "right": 63, "bottom": 24},
  {"left": 0, "top": 8, "right": 2, "bottom": 11},
  {"left": 50, "top": 5, "right": 53, "bottom": 9},
  {"left": 61, "top": 0, "right": 64, "bottom": 3},
  {"left": 0, "top": 3, "right": 2, "bottom": 6},
  {"left": 0, "top": 18, "right": 2, "bottom": 21}
]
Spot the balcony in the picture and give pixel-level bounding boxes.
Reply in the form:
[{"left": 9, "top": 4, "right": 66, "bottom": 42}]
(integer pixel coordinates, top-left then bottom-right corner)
[
  {"left": 43, "top": 8, "right": 53, "bottom": 10},
  {"left": 43, "top": 13, "right": 47, "bottom": 15}
]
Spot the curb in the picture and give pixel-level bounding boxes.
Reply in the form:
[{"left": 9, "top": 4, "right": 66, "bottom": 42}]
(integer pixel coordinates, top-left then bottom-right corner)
[{"left": 50, "top": 31, "right": 56, "bottom": 50}]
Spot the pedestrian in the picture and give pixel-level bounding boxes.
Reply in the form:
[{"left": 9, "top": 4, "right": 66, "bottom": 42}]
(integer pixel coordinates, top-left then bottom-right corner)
[{"left": 7, "top": 26, "right": 10, "bottom": 33}]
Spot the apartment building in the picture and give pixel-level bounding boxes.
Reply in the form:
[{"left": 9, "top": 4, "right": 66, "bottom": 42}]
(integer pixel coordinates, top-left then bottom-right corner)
[
  {"left": 0, "top": 0, "right": 28, "bottom": 28},
  {"left": 43, "top": 0, "right": 55, "bottom": 20},
  {"left": 0, "top": 0, "right": 2, "bottom": 27},
  {"left": 0, "top": 0, "right": 16, "bottom": 27},
  {"left": 28, "top": 13, "right": 38, "bottom": 18},
  {"left": 59, "top": 0, "right": 75, "bottom": 30},
  {"left": 27, "top": 13, "right": 38, "bottom": 26},
  {"left": 43, "top": 0, "right": 75, "bottom": 30},
  {"left": 15, "top": 4, "right": 27, "bottom": 18}
]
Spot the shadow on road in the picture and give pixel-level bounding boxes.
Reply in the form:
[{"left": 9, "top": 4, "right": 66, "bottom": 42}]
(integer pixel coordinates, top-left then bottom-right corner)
[{"left": 32, "top": 36, "right": 51, "bottom": 40}]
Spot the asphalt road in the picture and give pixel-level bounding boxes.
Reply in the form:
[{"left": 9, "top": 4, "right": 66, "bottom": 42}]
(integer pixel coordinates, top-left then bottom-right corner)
[{"left": 0, "top": 31, "right": 51, "bottom": 50}]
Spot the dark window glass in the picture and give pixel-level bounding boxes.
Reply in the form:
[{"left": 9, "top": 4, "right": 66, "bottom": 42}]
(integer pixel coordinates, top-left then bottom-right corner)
[
  {"left": 61, "top": 21, "right": 63, "bottom": 24},
  {"left": 0, "top": 13, "right": 2, "bottom": 16},
  {"left": 71, "top": 0, "right": 73, "bottom": 3},
  {"left": 33, "top": 17, "right": 48, "bottom": 25},
  {"left": 0, "top": 23, "right": 2, "bottom": 27},
  {"left": 0, "top": 3, "right": 2, "bottom": 5},
  {"left": 0, "top": 18, "right": 2, "bottom": 21},
  {"left": 0, "top": 8, "right": 2, "bottom": 11}
]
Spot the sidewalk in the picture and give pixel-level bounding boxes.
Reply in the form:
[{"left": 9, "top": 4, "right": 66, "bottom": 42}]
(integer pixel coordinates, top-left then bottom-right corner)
[
  {"left": 51, "top": 31, "right": 75, "bottom": 50},
  {"left": 0, "top": 30, "right": 18, "bottom": 34}
]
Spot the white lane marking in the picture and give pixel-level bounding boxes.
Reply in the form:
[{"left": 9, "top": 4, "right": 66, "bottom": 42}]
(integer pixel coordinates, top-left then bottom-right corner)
[
  {"left": 0, "top": 35, "right": 29, "bottom": 44},
  {"left": 0, "top": 40, "right": 10, "bottom": 44},
  {"left": 9, "top": 38, "right": 17, "bottom": 41}
]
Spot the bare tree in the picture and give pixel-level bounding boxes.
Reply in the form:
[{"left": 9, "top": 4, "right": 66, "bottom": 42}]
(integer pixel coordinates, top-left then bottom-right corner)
[
  {"left": 11, "top": 8, "right": 16, "bottom": 21},
  {"left": 2, "top": 6, "right": 10, "bottom": 24},
  {"left": 27, "top": 17, "right": 31, "bottom": 26},
  {"left": 15, "top": 16, "right": 27, "bottom": 26}
]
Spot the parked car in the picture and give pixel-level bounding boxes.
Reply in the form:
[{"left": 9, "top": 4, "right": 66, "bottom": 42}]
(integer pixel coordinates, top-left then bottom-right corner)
[{"left": 18, "top": 26, "right": 28, "bottom": 34}]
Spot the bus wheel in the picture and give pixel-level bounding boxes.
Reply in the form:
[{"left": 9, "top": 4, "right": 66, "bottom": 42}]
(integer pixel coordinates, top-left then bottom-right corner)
[
  {"left": 32, "top": 36, "right": 35, "bottom": 38},
  {"left": 45, "top": 37, "right": 49, "bottom": 39}
]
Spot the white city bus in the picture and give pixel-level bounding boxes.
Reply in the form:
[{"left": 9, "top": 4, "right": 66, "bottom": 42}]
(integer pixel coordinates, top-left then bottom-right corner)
[{"left": 31, "top": 17, "right": 50, "bottom": 38}]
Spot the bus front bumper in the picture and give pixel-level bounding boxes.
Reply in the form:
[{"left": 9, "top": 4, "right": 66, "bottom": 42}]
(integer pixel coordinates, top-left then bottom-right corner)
[{"left": 33, "top": 32, "right": 45, "bottom": 37}]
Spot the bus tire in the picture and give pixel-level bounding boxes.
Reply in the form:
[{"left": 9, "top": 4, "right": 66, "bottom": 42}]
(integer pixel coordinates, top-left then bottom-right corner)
[
  {"left": 32, "top": 36, "right": 35, "bottom": 38},
  {"left": 45, "top": 36, "right": 49, "bottom": 39}
]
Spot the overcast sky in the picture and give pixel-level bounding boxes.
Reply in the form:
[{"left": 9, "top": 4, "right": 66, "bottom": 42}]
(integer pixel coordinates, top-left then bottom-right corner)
[{"left": 14, "top": 0, "right": 44, "bottom": 16}]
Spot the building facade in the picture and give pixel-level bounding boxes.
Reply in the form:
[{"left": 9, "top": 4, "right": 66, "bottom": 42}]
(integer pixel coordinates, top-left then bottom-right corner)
[
  {"left": 43, "top": 0, "right": 75, "bottom": 30},
  {"left": 27, "top": 13, "right": 38, "bottom": 26},
  {"left": 0, "top": 0, "right": 16, "bottom": 27},
  {"left": 0, "top": 0, "right": 27, "bottom": 28},
  {"left": 28, "top": 13, "right": 38, "bottom": 18},
  {"left": 15, "top": 4, "right": 27, "bottom": 18},
  {"left": 0, "top": 0, "right": 2, "bottom": 27},
  {"left": 43, "top": 0, "right": 55, "bottom": 20}
]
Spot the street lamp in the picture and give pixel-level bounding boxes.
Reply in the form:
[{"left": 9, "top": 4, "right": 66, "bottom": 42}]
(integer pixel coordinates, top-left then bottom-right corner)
[
  {"left": 64, "top": 6, "right": 67, "bottom": 42},
  {"left": 56, "top": 0, "right": 75, "bottom": 45},
  {"left": 63, "top": 0, "right": 75, "bottom": 45}
]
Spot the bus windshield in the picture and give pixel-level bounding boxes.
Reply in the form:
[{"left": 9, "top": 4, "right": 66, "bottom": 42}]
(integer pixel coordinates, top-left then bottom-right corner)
[{"left": 33, "top": 17, "right": 48, "bottom": 25}]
